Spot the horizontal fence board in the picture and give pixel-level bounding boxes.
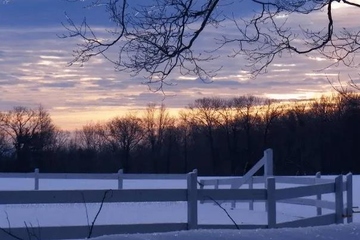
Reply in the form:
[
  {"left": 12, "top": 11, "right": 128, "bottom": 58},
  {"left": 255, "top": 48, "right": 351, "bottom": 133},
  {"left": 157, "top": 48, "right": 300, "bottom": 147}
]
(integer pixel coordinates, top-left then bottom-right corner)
[
  {"left": 39, "top": 173, "right": 118, "bottom": 180},
  {"left": 275, "top": 176, "right": 315, "bottom": 185},
  {"left": 201, "top": 176, "right": 337, "bottom": 187},
  {"left": 0, "top": 172, "right": 187, "bottom": 181},
  {"left": 216, "top": 177, "right": 266, "bottom": 185},
  {"left": 0, "top": 172, "right": 35, "bottom": 178},
  {"left": 0, "top": 189, "right": 187, "bottom": 204},
  {"left": 214, "top": 178, "right": 241, "bottom": 185},
  {"left": 276, "top": 213, "right": 336, "bottom": 228},
  {"left": 318, "top": 200, "right": 336, "bottom": 210},
  {"left": 198, "top": 224, "right": 267, "bottom": 230},
  {"left": 201, "top": 177, "right": 252, "bottom": 186},
  {"left": 201, "top": 199, "right": 265, "bottom": 204},
  {"left": 123, "top": 174, "right": 186, "bottom": 180},
  {"left": 275, "top": 176, "right": 333, "bottom": 185},
  {"left": 0, "top": 223, "right": 188, "bottom": 240},
  {"left": 279, "top": 198, "right": 316, "bottom": 207},
  {"left": 198, "top": 189, "right": 266, "bottom": 201},
  {"left": 251, "top": 177, "right": 266, "bottom": 184},
  {"left": 200, "top": 179, "right": 217, "bottom": 185},
  {"left": 279, "top": 198, "right": 335, "bottom": 210},
  {"left": 276, "top": 183, "right": 335, "bottom": 200},
  {"left": 201, "top": 177, "right": 265, "bottom": 187}
]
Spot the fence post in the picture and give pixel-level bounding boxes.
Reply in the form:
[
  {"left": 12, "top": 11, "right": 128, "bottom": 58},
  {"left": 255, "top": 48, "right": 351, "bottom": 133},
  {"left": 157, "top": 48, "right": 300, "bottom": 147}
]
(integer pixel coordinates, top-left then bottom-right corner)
[
  {"left": 215, "top": 179, "right": 219, "bottom": 190},
  {"left": 231, "top": 182, "right": 236, "bottom": 209},
  {"left": 230, "top": 180, "right": 237, "bottom": 209},
  {"left": 335, "top": 175, "right": 344, "bottom": 224},
  {"left": 187, "top": 169, "right": 198, "bottom": 230},
  {"left": 117, "top": 169, "right": 123, "bottom": 190},
  {"left": 315, "top": 172, "right": 322, "bottom": 216},
  {"left": 264, "top": 149, "right": 273, "bottom": 177},
  {"left": 34, "top": 168, "right": 39, "bottom": 190},
  {"left": 249, "top": 176, "right": 254, "bottom": 211},
  {"left": 267, "top": 177, "right": 276, "bottom": 228},
  {"left": 346, "top": 173, "right": 353, "bottom": 223},
  {"left": 264, "top": 149, "right": 273, "bottom": 212},
  {"left": 214, "top": 179, "right": 222, "bottom": 207}
]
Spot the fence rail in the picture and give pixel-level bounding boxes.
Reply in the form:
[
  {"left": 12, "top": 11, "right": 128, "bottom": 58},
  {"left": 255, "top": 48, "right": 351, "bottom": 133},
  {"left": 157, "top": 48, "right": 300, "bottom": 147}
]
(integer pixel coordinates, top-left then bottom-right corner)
[{"left": 0, "top": 169, "right": 187, "bottom": 191}]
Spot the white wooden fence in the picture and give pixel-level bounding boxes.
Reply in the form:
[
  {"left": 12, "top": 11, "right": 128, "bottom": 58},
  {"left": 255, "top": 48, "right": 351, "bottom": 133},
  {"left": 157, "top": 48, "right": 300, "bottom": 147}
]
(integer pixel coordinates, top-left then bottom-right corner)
[
  {"left": 0, "top": 169, "right": 187, "bottom": 190},
  {"left": 200, "top": 149, "right": 353, "bottom": 227},
  {"left": 200, "top": 148, "right": 273, "bottom": 207},
  {"left": 0, "top": 148, "right": 353, "bottom": 240}
]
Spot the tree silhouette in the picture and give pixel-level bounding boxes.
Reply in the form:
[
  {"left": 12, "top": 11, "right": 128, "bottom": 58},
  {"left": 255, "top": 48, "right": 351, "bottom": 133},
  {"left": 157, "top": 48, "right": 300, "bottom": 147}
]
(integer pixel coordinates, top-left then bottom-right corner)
[
  {"left": 106, "top": 115, "right": 143, "bottom": 173},
  {"left": 142, "top": 104, "right": 174, "bottom": 173},
  {"left": 0, "top": 106, "right": 57, "bottom": 171},
  {"left": 0, "top": 95, "right": 360, "bottom": 174},
  {"left": 0, "top": 129, "right": 10, "bottom": 159},
  {"left": 187, "top": 98, "right": 224, "bottom": 174}
]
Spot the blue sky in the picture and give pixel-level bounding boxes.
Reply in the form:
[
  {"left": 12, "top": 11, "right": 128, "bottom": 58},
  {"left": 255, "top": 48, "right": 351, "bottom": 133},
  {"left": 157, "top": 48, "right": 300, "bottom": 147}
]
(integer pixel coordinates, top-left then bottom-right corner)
[{"left": 0, "top": 0, "right": 359, "bottom": 130}]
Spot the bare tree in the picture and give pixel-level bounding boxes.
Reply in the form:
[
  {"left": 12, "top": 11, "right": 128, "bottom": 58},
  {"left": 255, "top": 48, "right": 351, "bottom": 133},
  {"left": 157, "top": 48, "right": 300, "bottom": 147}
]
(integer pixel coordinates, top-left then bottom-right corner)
[
  {"left": 284, "top": 102, "right": 312, "bottom": 174},
  {"left": 188, "top": 97, "right": 224, "bottom": 174},
  {"left": 261, "top": 99, "right": 283, "bottom": 148},
  {"left": 178, "top": 110, "right": 194, "bottom": 172},
  {"left": 31, "top": 106, "right": 57, "bottom": 153},
  {"left": 106, "top": 115, "right": 143, "bottom": 172},
  {"left": 0, "top": 128, "right": 10, "bottom": 158},
  {"left": 75, "top": 123, "right": 106, "bottom": 152},
  {"left": 217, "top": 99, "right": 242, "bottom": 175},
  {"left": 0, "top": 106, "right": 57, "bottom": 170},
  {"left": 162, "top": 124, "right": 181, "bottom": 173},
  {"left": 52, "top": 129, "right": 72, "bottom": 151},
  {"left": 142, "top": 104, "right": 174, "bottom": 173},
  {"left": 231, "top": 96, "right": 262, "bottom": 173},
  {"left": 63, "top": 0, "right": 360, "bottom": 87}
]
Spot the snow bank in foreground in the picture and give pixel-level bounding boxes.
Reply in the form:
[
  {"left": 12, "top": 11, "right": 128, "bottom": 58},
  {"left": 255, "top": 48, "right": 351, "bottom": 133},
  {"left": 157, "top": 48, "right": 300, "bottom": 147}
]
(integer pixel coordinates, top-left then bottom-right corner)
[{"left": 84, "top": 223, "right": 360, "bottom": 240}]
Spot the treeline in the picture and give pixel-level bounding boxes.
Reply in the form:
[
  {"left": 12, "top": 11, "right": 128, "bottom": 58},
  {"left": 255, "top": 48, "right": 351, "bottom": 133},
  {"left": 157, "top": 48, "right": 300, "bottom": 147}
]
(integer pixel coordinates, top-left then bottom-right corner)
[{"left": 0, "top": 93, "right": 359, "bottom": 175}]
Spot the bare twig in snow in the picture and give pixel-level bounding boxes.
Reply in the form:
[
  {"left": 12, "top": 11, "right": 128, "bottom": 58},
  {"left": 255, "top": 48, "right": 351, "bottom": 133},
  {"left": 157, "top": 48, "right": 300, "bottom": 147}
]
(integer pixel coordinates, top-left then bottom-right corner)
[
  {"left": 0, "top": 227, "right": 23, "bottom": 240},
  {"left": 0, "top": 211, "right": 23, "bottom": 240},
  {"left": 24, "top": 222, "right": 31, "bottom": 240},
  {"left": 81, "top": 192, "right": 91, "bottom": 233},
  {"left": 87, "top": 189, "right": 113, "bottom": 239},
  {"left": 206, "top": 196, "right": 239, "bottom": 229}
]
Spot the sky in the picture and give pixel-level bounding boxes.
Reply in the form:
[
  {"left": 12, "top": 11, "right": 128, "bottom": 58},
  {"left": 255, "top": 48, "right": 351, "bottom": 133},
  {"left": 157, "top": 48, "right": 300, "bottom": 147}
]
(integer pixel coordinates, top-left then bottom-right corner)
[{"left": 0, "top": 0, "right": 360, "bottom": 130}]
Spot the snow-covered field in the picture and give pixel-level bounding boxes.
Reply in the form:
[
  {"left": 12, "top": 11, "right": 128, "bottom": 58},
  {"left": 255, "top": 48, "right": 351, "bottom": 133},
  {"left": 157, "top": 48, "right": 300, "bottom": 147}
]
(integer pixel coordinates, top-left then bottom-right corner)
[
  {"left": 91, "top": 223, "right": 360, "bottom": 240},
  {"left": 0, "top": 175, "right": 358, "bottom": 240}
]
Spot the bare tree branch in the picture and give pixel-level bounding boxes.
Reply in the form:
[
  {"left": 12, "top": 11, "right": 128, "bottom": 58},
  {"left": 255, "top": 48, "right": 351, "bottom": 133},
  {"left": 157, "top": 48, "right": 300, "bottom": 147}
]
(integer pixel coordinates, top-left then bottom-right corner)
[{"left": 63, "top": 0, "right": 360, "bottom": 89}]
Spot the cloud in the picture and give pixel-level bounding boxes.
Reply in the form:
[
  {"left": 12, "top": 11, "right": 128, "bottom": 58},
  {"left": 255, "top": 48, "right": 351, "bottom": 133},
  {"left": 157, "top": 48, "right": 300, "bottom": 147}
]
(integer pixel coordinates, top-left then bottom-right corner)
[
  {"left": 41, "top": 81, "right": 77, "bottom": 88},
  {"left": 90, "top": 79, "right": 129, "bottom": 90}
]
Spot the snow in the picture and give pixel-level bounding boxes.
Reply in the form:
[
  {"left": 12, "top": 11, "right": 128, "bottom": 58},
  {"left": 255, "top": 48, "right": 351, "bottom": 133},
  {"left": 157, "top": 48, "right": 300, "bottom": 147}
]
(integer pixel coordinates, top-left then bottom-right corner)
[
  {"left": 0, "top": 175, "right": 359, "bottom": 240},
  {"left": 86, "top": 223, "right": 360, "bottom": 240}
]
